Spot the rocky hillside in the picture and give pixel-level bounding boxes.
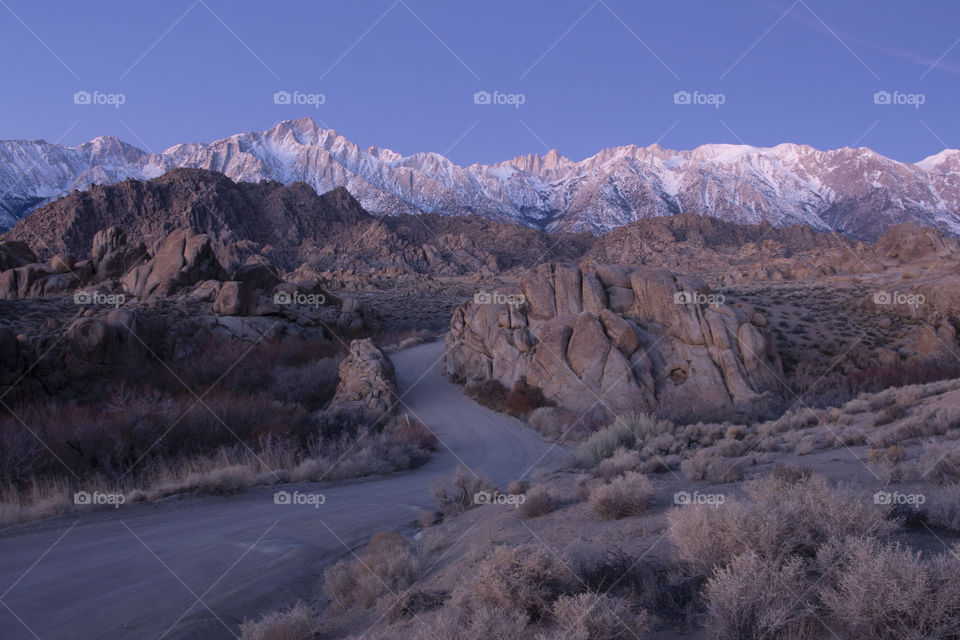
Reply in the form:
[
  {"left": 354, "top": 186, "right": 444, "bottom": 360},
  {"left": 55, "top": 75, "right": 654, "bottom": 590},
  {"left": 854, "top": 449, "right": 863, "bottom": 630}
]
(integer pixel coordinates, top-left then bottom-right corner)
[
  {"left": 1, "top": 168, "right": 591, "bottom": 279},
  {"left": 2, "top": 118, "right": 960, "bottom": 239}
]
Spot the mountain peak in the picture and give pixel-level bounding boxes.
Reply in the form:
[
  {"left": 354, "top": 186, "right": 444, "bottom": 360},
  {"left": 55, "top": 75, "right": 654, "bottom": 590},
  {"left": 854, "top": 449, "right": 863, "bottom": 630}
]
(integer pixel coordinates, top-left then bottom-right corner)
[
  {"left": 916, "top": 149, "right": 960, "bottom": 172},
  {"left": 1, "top": 121, "right": 960, "bottom": 240},
  {"left": 501, "top": 148, "right": 572, "bottom": 175}
]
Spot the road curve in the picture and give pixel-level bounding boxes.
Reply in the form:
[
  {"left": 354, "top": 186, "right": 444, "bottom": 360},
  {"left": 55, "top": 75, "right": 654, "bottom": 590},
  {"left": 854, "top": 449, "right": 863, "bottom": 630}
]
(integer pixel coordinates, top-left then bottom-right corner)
[{"left": 0, "top": 341, "right": 565, "bottom": 640}]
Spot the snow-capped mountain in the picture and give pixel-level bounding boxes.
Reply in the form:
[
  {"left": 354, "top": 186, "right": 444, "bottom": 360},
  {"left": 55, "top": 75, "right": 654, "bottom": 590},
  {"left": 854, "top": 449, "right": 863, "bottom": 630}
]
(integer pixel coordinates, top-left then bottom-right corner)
[{"left": 1, "top": 117, "right": 958, "bottom": 239}]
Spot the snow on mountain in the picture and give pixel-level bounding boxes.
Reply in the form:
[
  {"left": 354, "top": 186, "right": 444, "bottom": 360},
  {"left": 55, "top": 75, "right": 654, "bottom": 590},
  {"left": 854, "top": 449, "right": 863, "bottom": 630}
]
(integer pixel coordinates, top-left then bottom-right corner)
[{"left": 1, "top": 117, "right": 958, "bottom": 239}]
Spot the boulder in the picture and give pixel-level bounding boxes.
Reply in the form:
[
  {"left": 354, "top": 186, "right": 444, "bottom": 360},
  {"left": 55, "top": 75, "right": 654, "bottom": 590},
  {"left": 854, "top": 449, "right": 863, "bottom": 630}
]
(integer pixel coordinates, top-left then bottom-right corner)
[
  {"left": 122, "top": 229, "right": 227, "bottom": 298},
  {"left": 91, "top": 226, "right": 148, "bottom": 279},
  {"left": 213, "top": 281, "right": 257, "bottom": 316},
  {"left": 233, "top": 259, "right": 283, "bottom": 291},
  {"left": 48, "top": 253, "right": 76, "bottom": 274},
  {"left": 325, "top": 339, "right": 399, "bottom": 424}
]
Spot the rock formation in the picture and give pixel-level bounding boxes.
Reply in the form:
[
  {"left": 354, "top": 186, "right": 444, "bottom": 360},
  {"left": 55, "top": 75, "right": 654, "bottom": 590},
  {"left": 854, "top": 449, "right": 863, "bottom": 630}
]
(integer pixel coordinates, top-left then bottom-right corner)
[
  {"left": 325, "top": 339, "right": 399, "bottom": 424},
  {"left": 445, "top": 263, "right": 783, "bottom": 418}
]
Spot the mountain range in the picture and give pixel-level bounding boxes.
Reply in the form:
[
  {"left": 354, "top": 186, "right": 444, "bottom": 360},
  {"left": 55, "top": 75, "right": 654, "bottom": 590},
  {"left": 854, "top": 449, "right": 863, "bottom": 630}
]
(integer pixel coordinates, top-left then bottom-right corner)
[{"left": 1, "top": 117, "right": 959, "bottom": 239}]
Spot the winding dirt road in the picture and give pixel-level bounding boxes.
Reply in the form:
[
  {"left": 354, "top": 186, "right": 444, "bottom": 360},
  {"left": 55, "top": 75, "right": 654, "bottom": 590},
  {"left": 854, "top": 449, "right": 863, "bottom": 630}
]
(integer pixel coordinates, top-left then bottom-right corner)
[{"left": 0, "top": 341, "right": 565, "bottom": 639}]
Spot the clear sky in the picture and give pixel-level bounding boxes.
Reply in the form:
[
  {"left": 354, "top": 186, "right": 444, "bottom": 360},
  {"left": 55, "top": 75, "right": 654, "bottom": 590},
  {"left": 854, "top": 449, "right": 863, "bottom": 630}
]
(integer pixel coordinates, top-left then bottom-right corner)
[{"left": 0, "top": 0, "right": 957, "bottom": 165}]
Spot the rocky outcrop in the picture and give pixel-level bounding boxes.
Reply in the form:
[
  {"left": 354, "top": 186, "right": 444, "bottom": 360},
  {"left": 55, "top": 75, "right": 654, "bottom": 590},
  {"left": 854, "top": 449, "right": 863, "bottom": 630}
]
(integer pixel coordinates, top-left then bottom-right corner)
[
  {"left": 122, "top": 229, "right": 227, "bottom": 298},
  {"left": 445, "top": 263, "right": 782, "bottom": 418},
  {"left": 91, "top": 226, "right": 147, "bottom": 280},
  {"left": 324, "top": 338, "right": 398, "bottom": 424}
]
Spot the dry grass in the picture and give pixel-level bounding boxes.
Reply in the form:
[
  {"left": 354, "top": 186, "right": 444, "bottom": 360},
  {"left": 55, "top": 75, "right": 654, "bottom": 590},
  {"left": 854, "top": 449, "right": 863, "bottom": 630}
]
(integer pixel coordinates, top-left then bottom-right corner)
[{"left": 1, "top": 416, "right": 435, "bottom": 528}]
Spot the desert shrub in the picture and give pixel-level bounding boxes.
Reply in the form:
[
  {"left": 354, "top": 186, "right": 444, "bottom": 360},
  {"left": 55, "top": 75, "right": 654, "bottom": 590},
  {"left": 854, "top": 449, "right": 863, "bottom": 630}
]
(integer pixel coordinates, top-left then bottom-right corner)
[
  {"left": 818, "top": 537, "right": 960, "bottom": 639},
  {"left": 465, "top": 380, "right": 509, "bottom": 412},
  {"left": 873, "top": 403, "right": 907, "bottom": 427},
  {"left": 388, "top": 415, "right": 438, "bottom": 451},
  {"left": 770, "top": 463, "right": 814, "bottom": 483},
  {"left": 239, "top": 601, "right": 318, "bottom": 640},
  {"left": 504, "top": 378, "right": 552, "bottom": 418},
  {"left": 924, "top": 484, "right": 960, "bottom": 532},
  {"left": 430, "top": 465, "right": 494, "bottom": 517},
  {"left": 594, "top": 448, "right": 642, "bottom": 479},
  {"left": 240, "top": 602, "right": 318, "bottom": 640},
  {"left": 668, "top": 474, "right": 892, "bottom": 573},
  {"left": 384, "top": 589, "right": 448, "bottom": 622},
  {"left": 575, "top": 421, "right": 636, "bottom": 467},
  {"left": 589, "top": 472, "right": 655, "bottom": 520},
  {"left": 456, "top": 545, "right": 572, "bottom": 620},
  {"left": 622, "top": 413, "right": 675, "bottom": 442},
  {"left": 323, "top": 532, "right": 420, "bottom": 611},
  {"left": 519, "top": 484, "right": 561, "bottom": 518},
  {"left": 529, "top": 406, "right": 594, "bottom": 441},
  {"left": 915, "top": 441, "right": 960, "bottom": 485},
  {"left": 465, "top": 378, "right": 552, "bottom": 419},
  {"left": 564, "top": 546, "right": 640, "bottom": 594},
  {"left": 409, "top": 605, "right": 529, "bottom": 640},
  {"left": 550, "top": 592, "right": 650, "bottom": 640},
  {"left": 270, "top": 357, "right": 339, "bottom": 410},
  {"left": 507, "top": 479, "right": 530, "bottom": 495},
  {"left": 703, "top": 552, "right": 817, "bottom": 640},
  {"left": 680, "top": 450, "right": 746, "bottom": 483}
]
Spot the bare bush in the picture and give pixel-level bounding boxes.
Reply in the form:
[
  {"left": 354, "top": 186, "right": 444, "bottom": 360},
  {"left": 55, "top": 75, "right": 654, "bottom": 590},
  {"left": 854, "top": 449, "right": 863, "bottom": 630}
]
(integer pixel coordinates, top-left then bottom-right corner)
[
  {"left": 575, "top": 421, "right": 635, "bottom": 467},
  {"left": 668, "top": 474, "right": 892, "bottom": 573},
  {"left": 550, "top": 592, "right": 650, "bottom": 640},
  {"left": 704, "top": 551, "right": 817, "bottom": 640},
  {"left": 589, "top": 472, "right": 655, "bottom": 520},
  {"left": 455, "top": 545, "right": 572, "bottom": 621},
  {"left": 431, "top": 465, "right": 495, "bottom": 517},
  {"left": 529, "top": 406, "right": 593, "bottom": 442},
  {"left": 323, "top": 532, "right": 421, "bottom": 611},
  {"left": 519, "top": 484, "right": 561, "bottom": 518},
  {"left": 239, "top": 601, "right": 318, "bottom": 640},
  {"left": 680, "top": 450, "right": 746, "bottom": 483},
  {"left": 819, "top": 537, "right": 960, "bottom": 639},
  {"left": 915, "top": 441, "right": 960, "bottom": 485},
  {"left": 594, "top": 448, "right": 642, "bottom": 479},
  {"left": 465, "top": 378, "right": 552, "bottom": 419}
]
